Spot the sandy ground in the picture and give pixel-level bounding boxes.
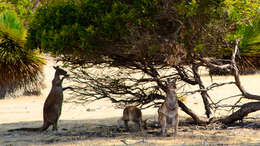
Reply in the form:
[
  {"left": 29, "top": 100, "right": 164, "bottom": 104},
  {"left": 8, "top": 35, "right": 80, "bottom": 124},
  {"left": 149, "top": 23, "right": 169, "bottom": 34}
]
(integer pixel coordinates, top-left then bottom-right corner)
[{"left": 1, "top": 56, "right": 260, "bottom": 145}]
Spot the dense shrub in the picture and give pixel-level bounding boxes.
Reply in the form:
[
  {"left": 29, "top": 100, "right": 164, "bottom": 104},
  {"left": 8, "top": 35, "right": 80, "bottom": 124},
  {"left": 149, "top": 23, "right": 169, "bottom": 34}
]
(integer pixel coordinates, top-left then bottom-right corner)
[{"left": 27, "top": 0, "right": 158, "bottom": 57}]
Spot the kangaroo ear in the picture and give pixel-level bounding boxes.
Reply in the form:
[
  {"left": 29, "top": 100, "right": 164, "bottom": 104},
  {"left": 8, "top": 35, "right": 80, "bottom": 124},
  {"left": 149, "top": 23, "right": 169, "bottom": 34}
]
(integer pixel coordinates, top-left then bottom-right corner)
[
  {"left": 167, "top": 78, "right": 177, "bottom": 88},
  {"left": 172, "top": 78, "right": 177, "bottom": 84},
  {"left": 172, "top": 78, "right": 177, "bottom": 88},
  {"left": 53, "top": 66, "right": 59, "bottom": 70},
  {"left": 167, "top": 78, "right": 171, "bottom": 85}
]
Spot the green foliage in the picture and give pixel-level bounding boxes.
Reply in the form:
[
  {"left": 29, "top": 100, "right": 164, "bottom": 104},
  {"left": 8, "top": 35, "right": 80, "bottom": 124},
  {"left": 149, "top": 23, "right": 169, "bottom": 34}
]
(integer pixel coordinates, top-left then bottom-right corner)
[
  {"left": 26, "top": 0, "right": 260, "bottom": 63},
  {"left": 189, "top": 0, "right": 260, "bottom": 57},
  {"left": 222, "top": 0, "right": 260, "bottom": 56},
  {"left": 26, "top": 0, "right": 158, "bottom": 56},
  {"left": 0, "top": 10, "right": 25, "bottom": 43},
  {"left": 177, "top": 0, "right": 199, "bottom": 17},
  {"left": 0, "top": 0, "right": 34, "bottom": 21},
  {"left": 240, "top": 14, "right": 260, "bottom": 55},
  {"left": 224, "top": 0, "right": 259, "bottom": 23},
  {"left": 224, "top": 0, "right": 260, "bottom": 40},
  {"left": 0, "top": 10, "right": 45, "bottom": 97},
  {"left": 194, "top": 44, "right": 206, "bottom": 53},
  {"left": 0, "top": 10, "right": 26, "bottom": 51}
]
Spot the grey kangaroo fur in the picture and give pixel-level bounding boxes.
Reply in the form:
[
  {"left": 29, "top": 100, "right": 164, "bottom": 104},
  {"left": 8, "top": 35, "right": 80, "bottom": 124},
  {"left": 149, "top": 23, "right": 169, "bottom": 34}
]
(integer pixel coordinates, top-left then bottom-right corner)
[
  {"left": 8, "top": 66, "right": 69, "bottom": 132},
  {"left": 117, "top": 106, "right": 147, "bottom": 131},
  {"left": 158, "top": 79, "right": 179, "bottom": 136}
]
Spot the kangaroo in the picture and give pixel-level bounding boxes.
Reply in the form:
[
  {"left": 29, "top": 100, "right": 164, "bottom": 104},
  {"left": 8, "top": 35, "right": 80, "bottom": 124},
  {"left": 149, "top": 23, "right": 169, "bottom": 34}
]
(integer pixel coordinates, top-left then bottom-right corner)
[
  {"left": 8, "top": 66, "right": 68, "bottom": 132},
  {"left": 158, "top": 79, "right": 179, "bottom": 136},
  {"left": 117, "top": 106, "right": 147, "bottom": 131}
]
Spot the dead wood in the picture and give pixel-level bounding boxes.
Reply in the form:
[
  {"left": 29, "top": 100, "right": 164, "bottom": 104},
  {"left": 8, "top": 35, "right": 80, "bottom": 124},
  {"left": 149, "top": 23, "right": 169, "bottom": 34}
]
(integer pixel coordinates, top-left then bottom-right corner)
[
  {"left": 204, "top": 39, "right": 260, "bottom": 124},
  {"left": 178, "top": 100, "right": 209, "bottom": 125},
  {"left": 232, "top": 40, "right": 260, "bottom": 100},
  {"left": 219, "top": 102, "right": 260, "bottom": 124},
  {"left": 192, "top": 64, "right": 212, "bottom": 118},
  {"left": 216, "top": 39, "right": 260, "bottom": 124}
]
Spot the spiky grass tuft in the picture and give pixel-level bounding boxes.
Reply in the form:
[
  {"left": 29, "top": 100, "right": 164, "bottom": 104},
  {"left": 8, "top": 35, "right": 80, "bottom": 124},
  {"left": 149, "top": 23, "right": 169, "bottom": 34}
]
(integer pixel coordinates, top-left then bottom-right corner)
[{"left": 0, "top": 10, "right": 45, "bottom": 98}]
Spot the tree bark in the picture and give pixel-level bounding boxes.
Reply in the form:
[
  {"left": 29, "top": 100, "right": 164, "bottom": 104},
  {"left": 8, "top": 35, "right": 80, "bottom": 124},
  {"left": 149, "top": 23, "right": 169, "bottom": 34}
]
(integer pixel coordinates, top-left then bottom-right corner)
[
  {"left": 219, "top": 39, "right": 260, "bottom": 124},
  {"left": 231, "top": 40, "right": 260, "bottom": 100},
  {"left": 178, "top": 100, "right": 208, "bottom": 125},
  {"left": 219, "top": 102, "right": 260, "bottom": 124},
  {"left": 192, "top": 64, "right": 212, "bottom": 118},
  {"left": 175, "top": 66, "right": 197, "bottom": 85}
]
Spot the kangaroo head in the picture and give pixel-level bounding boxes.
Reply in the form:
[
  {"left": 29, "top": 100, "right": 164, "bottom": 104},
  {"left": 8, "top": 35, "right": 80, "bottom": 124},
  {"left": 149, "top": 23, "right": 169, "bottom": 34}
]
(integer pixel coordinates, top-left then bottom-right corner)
[
  {"left": 53, "top": 66, "right": 68, "bottom": 76},
  {"left": 166, "top": 78, "right": 177, "bottom": 91}
]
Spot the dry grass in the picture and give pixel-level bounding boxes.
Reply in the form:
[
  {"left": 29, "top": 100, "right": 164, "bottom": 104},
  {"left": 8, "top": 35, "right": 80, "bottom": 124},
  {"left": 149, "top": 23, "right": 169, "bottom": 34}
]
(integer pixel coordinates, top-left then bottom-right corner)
[{"left": 2, "top": 57, "right": 260, "bottom": 145}]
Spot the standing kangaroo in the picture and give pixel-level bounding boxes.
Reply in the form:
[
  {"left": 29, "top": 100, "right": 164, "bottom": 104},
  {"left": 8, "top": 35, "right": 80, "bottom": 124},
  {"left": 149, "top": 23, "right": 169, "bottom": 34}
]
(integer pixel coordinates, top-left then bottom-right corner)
[
  {"left": 8, "top": 66, "right": 68, "bottom": 132},
  {"left": 158, "top": 79, "right": 179, "bottom": 136},
  {"left": 117, "top": 106, "right": 147, "bottom": 131}
]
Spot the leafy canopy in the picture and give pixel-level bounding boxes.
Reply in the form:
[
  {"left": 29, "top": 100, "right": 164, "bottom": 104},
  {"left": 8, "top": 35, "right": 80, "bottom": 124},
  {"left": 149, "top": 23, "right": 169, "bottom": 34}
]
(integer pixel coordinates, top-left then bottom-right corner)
[
  {"left": 240, "top": 15, "right": 260, "bottom": 55},
  {"left": 223, "top": 0, "right": 260, "bottom": 55},
  {"left": 27, "top": 0, "right": 158, "bottom": 57},
  {"left": 0, "top": 0, "right": 34, "bottom": 21},
  {"left": 27, "top": 0, "right": 260, "bottom": 64}
]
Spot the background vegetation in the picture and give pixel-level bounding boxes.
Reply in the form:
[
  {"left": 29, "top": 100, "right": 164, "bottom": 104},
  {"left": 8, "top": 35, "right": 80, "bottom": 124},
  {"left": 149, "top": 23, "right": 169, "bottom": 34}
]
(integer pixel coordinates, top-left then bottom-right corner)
[{"left": 0, "top": 2, "right": 45, "bottom": 98}]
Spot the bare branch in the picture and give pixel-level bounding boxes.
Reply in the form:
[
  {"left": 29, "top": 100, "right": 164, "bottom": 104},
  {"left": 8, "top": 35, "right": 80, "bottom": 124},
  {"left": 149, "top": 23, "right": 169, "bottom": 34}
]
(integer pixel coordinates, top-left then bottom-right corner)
[
  {"left": 175, "top": 66, "right": 197, "bottom": 85},
  {"left": 181, "top": 81, "right": 235, "bottom": 95},
  {"left": 214, "top": 94, "right": 242, "bottom": 105},
  {"left": 213, "top": 104, "right": 242, "bottom": 108},
  {"left": 219, "top": 102, "right": 260, "bottom": 124},
  {"left": 178, "top": 100, "right": 209, "bottom": 125},
  {"left": 192, "top": 64, "right": 212, "bottom": 118},
  {"left": 200, "top": 58, "right": 232, "bottom": 71},
  {"left": 232, "top": 39, "right": 260, "bottom": 100},
  {"left": 215, "top": 39, "right": 260, "bottom": 124}
]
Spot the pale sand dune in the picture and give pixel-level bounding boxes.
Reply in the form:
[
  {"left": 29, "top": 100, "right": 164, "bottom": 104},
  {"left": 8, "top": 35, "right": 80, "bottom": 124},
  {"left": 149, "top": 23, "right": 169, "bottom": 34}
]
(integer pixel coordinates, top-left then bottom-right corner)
[{"left": 1, "top": 56, "right": 260, "bottom": 145}]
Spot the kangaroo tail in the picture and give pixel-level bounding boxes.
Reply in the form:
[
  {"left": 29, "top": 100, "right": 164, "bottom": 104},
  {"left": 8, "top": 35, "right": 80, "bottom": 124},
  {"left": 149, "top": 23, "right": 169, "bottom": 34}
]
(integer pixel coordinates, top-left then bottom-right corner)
[
  {"left": 8, "top": 123, "right": 50, "bottom": 132},
  {"left": 8, "top": 127, "right": 42, "bottom": 132}
]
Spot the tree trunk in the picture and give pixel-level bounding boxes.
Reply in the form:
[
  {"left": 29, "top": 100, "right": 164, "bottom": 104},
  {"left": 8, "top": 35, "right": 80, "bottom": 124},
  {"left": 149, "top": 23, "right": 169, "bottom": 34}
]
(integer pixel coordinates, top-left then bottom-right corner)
[
  {"left": 0, "top": 86, "right": 7, "bottom": 99},
  {"left": 231, "top": 39, "right": 260, "bottom": 101},
  {"left": 178, "top": 100, "right": 208, "bottom": 125},
  {"left": 192, "top": 64, "right": 212, "bottom": 118},
  {"left": 219, "top": 102, "right": 260, "bottom": 124},
  {"left": 201, "top": 39, "right": 260, "bottom": 124}
]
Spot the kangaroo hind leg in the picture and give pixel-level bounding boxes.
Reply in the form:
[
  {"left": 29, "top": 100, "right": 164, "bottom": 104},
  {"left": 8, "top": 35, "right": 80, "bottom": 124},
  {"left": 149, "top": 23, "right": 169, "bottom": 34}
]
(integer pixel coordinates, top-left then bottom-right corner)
[{"left": 40, "top": 122, "right": 51, "bottom": 131}]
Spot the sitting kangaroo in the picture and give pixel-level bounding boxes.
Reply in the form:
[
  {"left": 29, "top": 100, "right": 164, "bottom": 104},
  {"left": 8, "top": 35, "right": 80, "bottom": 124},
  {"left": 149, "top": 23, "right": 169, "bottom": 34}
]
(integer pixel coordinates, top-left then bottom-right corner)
[
  {"left": 117, "top": 106, "right": 147, "bottom": 131},
  {"left": 158, "top": 79, "right": 179, "bottom": 136},
  {"left": 8, "top": 66, "right": 69, "bottom": 132}
]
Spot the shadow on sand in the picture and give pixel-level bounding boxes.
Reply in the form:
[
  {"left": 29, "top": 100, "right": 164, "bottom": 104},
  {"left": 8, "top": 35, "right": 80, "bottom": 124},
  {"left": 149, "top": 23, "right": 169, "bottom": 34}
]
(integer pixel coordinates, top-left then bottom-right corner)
[{"left": 2, "top": 117, "right": 260, "bottom": 145}]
